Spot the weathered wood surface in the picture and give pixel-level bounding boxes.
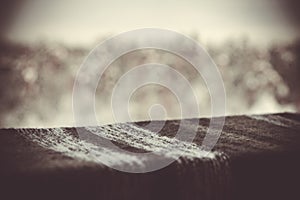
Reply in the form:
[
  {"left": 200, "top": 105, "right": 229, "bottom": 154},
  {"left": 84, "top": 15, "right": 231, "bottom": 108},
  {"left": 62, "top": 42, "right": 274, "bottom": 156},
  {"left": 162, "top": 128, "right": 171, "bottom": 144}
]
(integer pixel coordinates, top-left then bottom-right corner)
[{"left": 0, "top": 113, "right": 300, "bottom": 200}]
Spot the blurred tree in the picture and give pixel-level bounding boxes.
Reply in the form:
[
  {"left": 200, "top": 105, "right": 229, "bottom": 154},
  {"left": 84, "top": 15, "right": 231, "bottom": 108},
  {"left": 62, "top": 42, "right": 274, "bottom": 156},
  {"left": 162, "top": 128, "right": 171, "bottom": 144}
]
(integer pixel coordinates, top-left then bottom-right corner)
[
  {"left": 270, "top": 40, "right": 300, "bottom": 110},
  {"left": 0, "top": 41, "right": 29, "bottom": 126}
]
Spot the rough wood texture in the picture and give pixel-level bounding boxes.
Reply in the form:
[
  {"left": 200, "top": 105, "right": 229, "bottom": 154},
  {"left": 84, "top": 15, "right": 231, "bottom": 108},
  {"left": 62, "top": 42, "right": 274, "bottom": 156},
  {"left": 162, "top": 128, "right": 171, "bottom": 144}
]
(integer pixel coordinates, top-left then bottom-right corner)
[{"left": 0, "top": 113, "right": 300, "bottom": 200}]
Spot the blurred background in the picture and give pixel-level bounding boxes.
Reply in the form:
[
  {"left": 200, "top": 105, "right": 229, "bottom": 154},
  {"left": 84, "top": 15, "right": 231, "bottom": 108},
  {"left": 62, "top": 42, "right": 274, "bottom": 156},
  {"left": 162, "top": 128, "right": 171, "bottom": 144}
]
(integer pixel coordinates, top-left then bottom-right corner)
[{"left": 0, "top": 0, "right": 299, "bottom": 128}]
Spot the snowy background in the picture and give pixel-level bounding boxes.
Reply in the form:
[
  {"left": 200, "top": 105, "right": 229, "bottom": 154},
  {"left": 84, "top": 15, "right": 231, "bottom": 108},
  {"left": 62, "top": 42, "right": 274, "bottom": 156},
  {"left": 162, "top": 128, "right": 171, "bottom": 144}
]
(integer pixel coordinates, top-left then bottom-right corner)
[{"left": 0, "top": 0, "right": 299, "bottom": 127}]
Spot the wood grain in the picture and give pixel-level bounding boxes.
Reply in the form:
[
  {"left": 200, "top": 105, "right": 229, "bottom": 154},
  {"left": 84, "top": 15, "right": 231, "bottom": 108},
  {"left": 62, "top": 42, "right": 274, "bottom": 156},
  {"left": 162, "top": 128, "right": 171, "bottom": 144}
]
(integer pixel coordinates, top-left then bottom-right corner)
[{"left": 0, "top": 113, "right": 299, "bottom": 200}]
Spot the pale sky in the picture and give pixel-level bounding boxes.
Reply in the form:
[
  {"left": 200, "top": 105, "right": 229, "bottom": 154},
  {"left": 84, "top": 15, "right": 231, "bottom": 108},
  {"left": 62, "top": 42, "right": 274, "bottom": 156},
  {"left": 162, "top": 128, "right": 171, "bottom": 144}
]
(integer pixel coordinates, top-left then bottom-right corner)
[{"left": 8, "top": 0, "right": 298, "bottom": 47}]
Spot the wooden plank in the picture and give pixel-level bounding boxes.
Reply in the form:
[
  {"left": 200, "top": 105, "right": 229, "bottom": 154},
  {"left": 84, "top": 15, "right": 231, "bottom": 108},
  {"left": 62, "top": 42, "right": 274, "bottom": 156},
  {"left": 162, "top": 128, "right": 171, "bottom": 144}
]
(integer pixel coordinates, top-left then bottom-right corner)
[{"left": 0, "top": 113, "right": 299, "bottom": 200}]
